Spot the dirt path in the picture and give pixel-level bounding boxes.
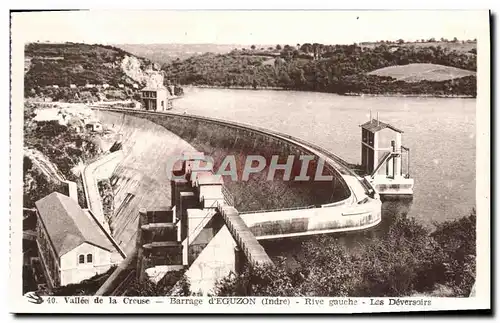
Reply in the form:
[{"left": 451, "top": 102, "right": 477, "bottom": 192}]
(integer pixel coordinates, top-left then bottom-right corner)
[{"left": 24, "top": 148, "right": 66, "bottom": 183}]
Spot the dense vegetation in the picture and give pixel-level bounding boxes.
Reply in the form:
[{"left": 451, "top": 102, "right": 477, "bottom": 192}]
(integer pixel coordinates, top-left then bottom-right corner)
[
  {"left": 23, "top": 103, "right": 102, "bottom": 208},
  {"left": 47, "top": 267, "right": 116, "bottom": 296},
  {"left": 163, "top": 42, "right": 477, "bottom": 96},
  {"left": 215, "top": 210, "right": 476, "bottom": 297},
  {"left": 125, "top": 271, "right": 191, "bottom": 296}
]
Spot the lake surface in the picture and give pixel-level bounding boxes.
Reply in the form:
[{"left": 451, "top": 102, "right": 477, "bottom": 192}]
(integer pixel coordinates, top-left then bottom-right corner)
[{"left": 176, "top": 87, "right": 476, "bottom": 228}]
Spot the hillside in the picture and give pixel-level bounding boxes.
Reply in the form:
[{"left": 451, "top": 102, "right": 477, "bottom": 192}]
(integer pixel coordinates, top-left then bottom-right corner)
[
  {"left": 25, "top": 43, "right": 153, "bottom": 88},
  {"left": 24, "top": 43, "right": 184, "bottom": 101},
  {"left": 163, "top": 42, "right": 477, "bottom": 97},
  {"left": 368, "top": 63, "right": 476, "bottom": 83}
]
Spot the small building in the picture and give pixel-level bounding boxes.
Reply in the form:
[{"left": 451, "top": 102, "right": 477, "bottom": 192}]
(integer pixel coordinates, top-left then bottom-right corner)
[
  {"left": 118, "top": 84, "right": 124, "bottom": 88},
  {"left": 52, "top": 85, "right": 59, "bottom": 89},
  {"left": 34, "top": 192, "right": 121, "bottom": 287},
  {"left": 132, "top": 84, "right": 139, "bottom": 89},
  {"left": 85, "top": 121, "right": 103, "bottom": 133},
  {"left": 141, "top": 86, "right": 171, "bottom": 111},
  {"left": 69, "top": 84, "right": 77, "bottom": 89},
  {"left": 85, "top": 84, "right": 95, "bottom": 88},
  {"left": 360, "top": 114, "right": 413, "bottom": 195},
  {"left": 102, "top": 84, "right": 109, "bottom": 89}
]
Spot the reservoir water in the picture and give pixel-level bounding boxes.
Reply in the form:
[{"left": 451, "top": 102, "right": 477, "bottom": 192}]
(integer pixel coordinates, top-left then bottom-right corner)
[{"left": 176, "top": 87, "right": 476, "bottom": 229}]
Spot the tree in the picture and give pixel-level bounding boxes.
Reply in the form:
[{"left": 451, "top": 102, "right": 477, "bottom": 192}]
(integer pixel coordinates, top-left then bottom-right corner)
[
  {"left": 431, "top": 209, "right": 476, "bottom": 296},
  {"left": 276, "top": 44, "right": 282, "bottom": 50},
  {"left": 278, "top": 71, "right": 292, "bottom": 88},
  {"left": 251, "top": 45, "right": 256, "bottom": 50},
  {"left": 397, "top": 39, "right": 405, "bottom": 44},
  {"left": 300, "top": 43, "right": 313, "bottom": 53}
]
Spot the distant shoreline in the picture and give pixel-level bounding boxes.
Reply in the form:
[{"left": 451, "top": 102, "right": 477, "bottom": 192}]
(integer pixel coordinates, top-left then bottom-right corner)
[{"left": 185, "top": 85, "right": 476, "bottom": 99}]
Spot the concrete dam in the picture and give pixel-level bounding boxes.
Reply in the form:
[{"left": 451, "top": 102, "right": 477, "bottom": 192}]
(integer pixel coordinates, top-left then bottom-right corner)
[{"left": 90, "top": 107, "right": 382, "bottom": 294}]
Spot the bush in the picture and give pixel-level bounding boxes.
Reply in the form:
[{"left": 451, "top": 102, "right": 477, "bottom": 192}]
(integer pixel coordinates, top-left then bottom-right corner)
[{"left": 125, "top": 270, "right": 190, "bottom": 296}]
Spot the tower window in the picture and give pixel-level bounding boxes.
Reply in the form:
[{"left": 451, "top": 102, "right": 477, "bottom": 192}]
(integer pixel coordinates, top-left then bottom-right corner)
[
  {"left": 78, "top": 254, "right": 85, "bottom": 264},
  {"left": 87, "top": 254, "right": 93, "bottom": 263}
]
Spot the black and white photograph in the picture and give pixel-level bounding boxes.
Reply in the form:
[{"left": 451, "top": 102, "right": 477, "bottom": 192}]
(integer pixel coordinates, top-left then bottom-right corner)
[{"left": 9, "top": 9, "right": 490, "bottom": 313}]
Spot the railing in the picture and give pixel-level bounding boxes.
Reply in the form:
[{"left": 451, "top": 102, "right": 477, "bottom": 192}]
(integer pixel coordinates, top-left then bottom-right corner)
[
  {"left": 221, "top": 185, "right": 235, "bottom": 207},
  {"left": 186, "top": 199, "right": 218, "bottom": 243},
  {"left": 239, "top": 204, "right": 316, "bottom": 215},
  {"left": 110, "top": 269, "right": 136, "bottom": 296}
]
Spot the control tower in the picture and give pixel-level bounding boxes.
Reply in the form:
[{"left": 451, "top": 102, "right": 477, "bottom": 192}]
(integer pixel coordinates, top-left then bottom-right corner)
[{"left": 360, "top": 112, "right": 414, "bottom": 196}]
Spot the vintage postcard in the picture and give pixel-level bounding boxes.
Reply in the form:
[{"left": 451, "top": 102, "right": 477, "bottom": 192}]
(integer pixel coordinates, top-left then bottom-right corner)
[{"left": 9, "top": 10, "right": 491, "bottom": 314}]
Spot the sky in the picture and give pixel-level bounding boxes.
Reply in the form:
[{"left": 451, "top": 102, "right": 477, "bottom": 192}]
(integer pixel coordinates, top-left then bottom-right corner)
[{"left": 12, "top": 10, "right": 487, "bottom": 45}]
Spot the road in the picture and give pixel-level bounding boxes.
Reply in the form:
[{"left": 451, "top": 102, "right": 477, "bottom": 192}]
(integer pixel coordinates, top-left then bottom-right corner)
[{"left": 82, "top": 151, "right": 124, "bottom": 234}]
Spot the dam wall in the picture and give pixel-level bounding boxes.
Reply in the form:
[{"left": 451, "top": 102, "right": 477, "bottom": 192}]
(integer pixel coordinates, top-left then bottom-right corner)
[{"left": 94, "top": 108, "right": 351, "bottom": 213}]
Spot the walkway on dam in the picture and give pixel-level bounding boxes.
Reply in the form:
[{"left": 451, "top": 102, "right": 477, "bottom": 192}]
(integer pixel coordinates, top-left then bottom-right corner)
[{"left": 218, "top": 205, "right": 273, "bottom": 266}]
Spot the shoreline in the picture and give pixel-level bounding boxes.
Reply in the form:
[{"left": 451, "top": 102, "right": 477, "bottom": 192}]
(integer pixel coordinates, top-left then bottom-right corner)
[{"left": 184, "top": 85, "right": 476, "bottom": 99}]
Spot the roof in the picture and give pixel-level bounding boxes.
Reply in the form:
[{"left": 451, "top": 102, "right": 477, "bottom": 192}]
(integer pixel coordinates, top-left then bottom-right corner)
[
  {"left": 193, "top": 171, "right": 224, "bottom": 186},
  {"left": 35, "top": 192, "right": 114, "bottom": 257},
  {"left": 360, "top": 119, "right": 404, "bottom": 133},
  {"left": 141, "top": 86, "right": 167, "bottom": 92}
]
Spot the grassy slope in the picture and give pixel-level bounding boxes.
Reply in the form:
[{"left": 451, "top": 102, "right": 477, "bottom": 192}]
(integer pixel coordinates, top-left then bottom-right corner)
[{"left": 367, "top": 63, "right": 477, "bottom": 82}]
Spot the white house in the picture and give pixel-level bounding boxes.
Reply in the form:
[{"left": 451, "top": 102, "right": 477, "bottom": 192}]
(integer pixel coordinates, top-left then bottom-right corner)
[
  {"left": 70, "top": 84, "right": 77, "bottom": 89},
  {"left": 35, "top": 192, "right": 122, "bottom": 287},
  {"left": 132, "top": 84, "right": 139, "bottom": 89},
  {"left": 118, "top": 84, "right": 124, "bottom": 88},
  {"left": 102, "top": 84, "right": 109, "bottom": 89}
]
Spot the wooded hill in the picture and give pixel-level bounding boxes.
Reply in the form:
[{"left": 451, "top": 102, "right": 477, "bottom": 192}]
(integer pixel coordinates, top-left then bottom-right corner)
[
  {"left": 162, "top": 42, "right": 477, "bottom": 97},
  {"left": 24, "top": 43, "right": 150, "bottom": 89}
]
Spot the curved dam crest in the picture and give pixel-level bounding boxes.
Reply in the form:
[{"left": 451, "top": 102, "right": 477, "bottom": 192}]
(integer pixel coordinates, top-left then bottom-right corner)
[{"left": 92, "top": 108, "right": 381, "bottom": 256}]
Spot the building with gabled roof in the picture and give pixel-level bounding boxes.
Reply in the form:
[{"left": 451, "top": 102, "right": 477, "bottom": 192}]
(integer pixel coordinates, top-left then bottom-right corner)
[
  {"left": 35, "top": 192, "right": 122, "bottom": 287},
  {"left": 359, "top": 114, "right": 413, "bottom": 196},
  {"left": 141, "top": 85, "right": 172, "bottom": 111},
  {"left": 360, "top": 119, "right": 403, "bottom": 133}
]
